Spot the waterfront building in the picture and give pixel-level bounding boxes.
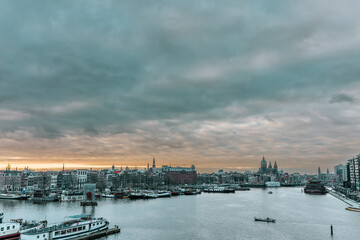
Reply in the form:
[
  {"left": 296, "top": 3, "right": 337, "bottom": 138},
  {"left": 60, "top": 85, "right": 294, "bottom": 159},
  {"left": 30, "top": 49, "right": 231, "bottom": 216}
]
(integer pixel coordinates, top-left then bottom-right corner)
[
  {"left": 162, "top": 165, "right": 197, "bottom": 185},
  {"left": 346, "top": 155, "right": 360, "bottom": 191},
  {"left": 304, "top": 178, "right": 327, "bottom": 194},
  {"left": 334, "top": 164, "right": 346, "bottom": 183}
]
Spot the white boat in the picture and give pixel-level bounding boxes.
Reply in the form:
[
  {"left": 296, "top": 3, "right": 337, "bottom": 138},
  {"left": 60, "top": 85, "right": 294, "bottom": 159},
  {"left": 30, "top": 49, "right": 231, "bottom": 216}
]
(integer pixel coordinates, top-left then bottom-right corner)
[
  {"left": 156, "top": 191, "right": 171, "bottom": 198},
  {"left": 143, "top": 191, "right": 158, "bottom": 199},
  {"left": 265, "top": 182, "right": 281, "bottom": 187},
  {"left": 101, "top": 194, "right": 115, "bottom": 198},
  {"left": 61, "top": 192, "right": 84, "bottom": 201},
  {"left": 21, "top": 214, "right": 109, "bottom": 240},
  {"left": 0, "top": 213, "right": 21, "bottom": 239},
  {"left": 0, "top": 193, "right": 22, "bottom": 200}
]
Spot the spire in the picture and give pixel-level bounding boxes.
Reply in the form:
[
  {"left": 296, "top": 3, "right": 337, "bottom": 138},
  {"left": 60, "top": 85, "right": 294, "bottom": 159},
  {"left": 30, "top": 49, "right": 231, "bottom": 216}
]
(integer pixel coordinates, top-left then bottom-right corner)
[
  {"left": 62, "top": 163, "right": 65, "bottom": 172},
  {"left": 152, "top": 157, "right": 156, "bottom": 169},
  {"left": 318, "top": 167, "right": 321, "bottom": 177},
  {"left": 268, "top": 161, "right": 272, "bottom": 169},
  {"left": 274, "top": 161, "right": 278, "bottom": 170}
]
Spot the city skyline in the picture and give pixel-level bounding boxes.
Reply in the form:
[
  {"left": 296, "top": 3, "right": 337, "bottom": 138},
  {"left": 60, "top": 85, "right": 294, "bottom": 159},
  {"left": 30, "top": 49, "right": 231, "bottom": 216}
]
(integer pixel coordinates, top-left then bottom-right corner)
[{"left": 1, "top": 1, "right": 360, "bottom": 172}]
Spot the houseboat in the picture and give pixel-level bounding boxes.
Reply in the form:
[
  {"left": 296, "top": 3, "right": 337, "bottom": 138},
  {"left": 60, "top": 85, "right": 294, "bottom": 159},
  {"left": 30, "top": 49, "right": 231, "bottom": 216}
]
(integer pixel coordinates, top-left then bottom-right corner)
[
  {"left": 21, "top": 214, "right": 109, "bottom": 240},
  {"left": 61, "top": 192, "right": 84, "bottom": 201}
]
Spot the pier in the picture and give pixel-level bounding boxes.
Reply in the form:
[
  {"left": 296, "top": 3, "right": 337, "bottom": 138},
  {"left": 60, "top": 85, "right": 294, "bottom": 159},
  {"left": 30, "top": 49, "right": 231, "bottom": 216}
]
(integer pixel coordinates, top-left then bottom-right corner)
[
  {"left": 326, "top": 188, "right": 360, "bottom": 207},
  {"left": 75, "top": 227, "right": 121, "bottom": 240}
]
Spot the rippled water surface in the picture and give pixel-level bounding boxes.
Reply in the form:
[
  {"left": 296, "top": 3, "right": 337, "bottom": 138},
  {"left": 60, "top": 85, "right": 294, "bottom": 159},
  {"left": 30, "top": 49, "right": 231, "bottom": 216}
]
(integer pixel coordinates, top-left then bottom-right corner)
[{"left": 1, "top": 188, "right": 359, "bottom": 240}]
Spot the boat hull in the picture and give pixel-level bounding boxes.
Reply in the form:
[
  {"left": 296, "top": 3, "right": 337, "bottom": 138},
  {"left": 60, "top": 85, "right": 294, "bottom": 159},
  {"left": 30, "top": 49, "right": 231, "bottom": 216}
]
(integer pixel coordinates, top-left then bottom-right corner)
[{"left": 0, "top": 232, "right": 20, "bottom": 240}]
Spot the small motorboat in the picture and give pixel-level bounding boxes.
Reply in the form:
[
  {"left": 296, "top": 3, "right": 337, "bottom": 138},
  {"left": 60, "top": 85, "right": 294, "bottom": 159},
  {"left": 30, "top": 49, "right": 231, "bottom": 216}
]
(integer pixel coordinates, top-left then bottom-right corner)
[
  {"left": 268, "top": 191, "right": 273, "bottom": 194},
  {"left": 254, "top": 217, "right": 276, "bottom": 223}
]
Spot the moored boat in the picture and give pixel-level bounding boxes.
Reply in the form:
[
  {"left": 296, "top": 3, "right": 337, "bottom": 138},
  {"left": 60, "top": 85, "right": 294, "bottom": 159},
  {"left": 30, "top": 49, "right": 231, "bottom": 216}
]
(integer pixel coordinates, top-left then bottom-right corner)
[
  {"left": 203, "top": 187, "right": 235, "bottom": 193},
  {"left": 113, "top": 191, "right": 128, "bottom": 199},
  {"left": 21, "top": 214, "right": 109, "bottom": 240},
  {"left": 143, "top": 191, "right": 158, "bottom": 199},
  {"left": 11, "top": 219, "right": 47, "bottom": 234},
  {"left": 184, "top": 189, "right": 197, "bottom": 195},
  {"left": 156, "top": 191, "right": 171, "bottom": 198},
  {"left": 129, "top": 192, "right": 144, "bottom": 200},
  {"left": 0, "top": 213, "right": 21, "bottom": 239},
  {"left": 0, "top": 193, "right": 23, "bottom": 200}
]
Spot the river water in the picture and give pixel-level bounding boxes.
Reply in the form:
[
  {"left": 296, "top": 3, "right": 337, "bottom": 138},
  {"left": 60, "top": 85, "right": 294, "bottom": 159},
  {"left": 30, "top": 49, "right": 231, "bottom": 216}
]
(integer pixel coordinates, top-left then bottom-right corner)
[{"left": 1, "top": 187, "right": 359, "bottom": 240}]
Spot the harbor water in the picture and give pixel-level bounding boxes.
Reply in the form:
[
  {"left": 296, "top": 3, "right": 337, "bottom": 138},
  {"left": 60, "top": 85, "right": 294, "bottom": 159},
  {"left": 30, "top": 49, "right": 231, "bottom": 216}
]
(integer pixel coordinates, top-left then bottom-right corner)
[{"left": 1, "top": 187, "right": 359, "bottom": 240}]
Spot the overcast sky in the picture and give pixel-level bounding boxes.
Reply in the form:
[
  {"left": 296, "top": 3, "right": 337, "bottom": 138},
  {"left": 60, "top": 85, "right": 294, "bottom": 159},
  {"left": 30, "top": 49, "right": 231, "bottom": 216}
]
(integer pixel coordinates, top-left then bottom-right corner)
[{"left": 0, "top": 0, "right": 359, "bottom": 172}]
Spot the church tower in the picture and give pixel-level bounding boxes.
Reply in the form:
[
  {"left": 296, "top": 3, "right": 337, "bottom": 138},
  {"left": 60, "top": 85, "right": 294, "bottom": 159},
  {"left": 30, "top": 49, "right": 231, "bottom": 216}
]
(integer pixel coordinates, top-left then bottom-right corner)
[
  {"left": 273, "top": 161, "right": 278, "bottom": 174},
  {"left": 261, "top": 156, "right": 267, "bottom": 172}
]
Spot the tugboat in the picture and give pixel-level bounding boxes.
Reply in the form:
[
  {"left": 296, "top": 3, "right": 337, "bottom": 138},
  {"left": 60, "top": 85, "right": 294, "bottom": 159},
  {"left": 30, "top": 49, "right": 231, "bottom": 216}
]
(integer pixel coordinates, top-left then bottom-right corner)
[
  {"left": 21, "top": 214, "right": 109, "bottom": 240},
  {"left": 254, "top": 217, "right": 276, "bottom": 223},
  {"left": 304, "top": 178, "right": 327, "bottom": 194},
  {"left": 0, "top": 213, "right": 21, "bottom": 239}
]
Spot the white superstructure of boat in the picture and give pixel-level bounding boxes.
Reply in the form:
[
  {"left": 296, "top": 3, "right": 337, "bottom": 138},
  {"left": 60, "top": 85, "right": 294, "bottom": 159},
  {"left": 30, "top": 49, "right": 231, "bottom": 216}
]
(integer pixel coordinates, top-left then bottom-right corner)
[
  {"left": 21, "top": 214, "right": 109, "bottom": 240},
  {"left": 0, "top": 213, "right": 21, "bottom": 239}
]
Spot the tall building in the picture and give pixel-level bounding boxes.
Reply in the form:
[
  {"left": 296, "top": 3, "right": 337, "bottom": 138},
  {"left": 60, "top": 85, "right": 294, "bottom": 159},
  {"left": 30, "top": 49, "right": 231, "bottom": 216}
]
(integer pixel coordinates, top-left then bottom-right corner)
[
  {"left": 334, "top": 164, "right": 346, "bottom": 182},
  {"left": 347, "top": 155, "right": 360, "bottom": 190},
  {"left": 152, "top": 157, "right": 156, "bottom": 169}
]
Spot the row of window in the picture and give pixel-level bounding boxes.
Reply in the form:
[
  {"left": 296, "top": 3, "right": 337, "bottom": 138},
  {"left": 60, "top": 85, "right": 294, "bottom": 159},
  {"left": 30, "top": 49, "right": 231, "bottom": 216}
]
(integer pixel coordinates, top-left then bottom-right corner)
[
  {"left": 54, "top": 225, "right": 86, "bottom": 236},
  {"left": 0, "top": 225, "right": 16, "bottom": 231}
]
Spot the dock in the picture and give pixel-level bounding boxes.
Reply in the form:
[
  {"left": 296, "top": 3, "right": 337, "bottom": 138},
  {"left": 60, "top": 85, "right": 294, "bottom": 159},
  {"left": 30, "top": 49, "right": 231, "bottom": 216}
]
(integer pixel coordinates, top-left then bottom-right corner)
[
  {"left": 75, "top": 227, "right": 121, "bottom": 240},
  {"left": 326, "top": 188, "right": 360, "bottom": 207}
]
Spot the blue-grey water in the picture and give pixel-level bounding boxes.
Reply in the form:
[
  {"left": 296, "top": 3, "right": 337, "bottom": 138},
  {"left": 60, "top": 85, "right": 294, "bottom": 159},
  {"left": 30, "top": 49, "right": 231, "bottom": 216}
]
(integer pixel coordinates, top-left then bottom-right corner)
[{"left": 1, "top": 188, "right": 359, "bottom": 240}]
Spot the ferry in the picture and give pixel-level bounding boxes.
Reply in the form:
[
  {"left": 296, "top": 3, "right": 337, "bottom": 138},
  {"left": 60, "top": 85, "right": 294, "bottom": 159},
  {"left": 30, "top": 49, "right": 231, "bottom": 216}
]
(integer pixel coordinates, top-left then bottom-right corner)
[
  {"left": 21, "top": 214, "right": 108, "bottom": 240},
  {"left": 0, "top": 213, "right": 21, "bottom": 239}
]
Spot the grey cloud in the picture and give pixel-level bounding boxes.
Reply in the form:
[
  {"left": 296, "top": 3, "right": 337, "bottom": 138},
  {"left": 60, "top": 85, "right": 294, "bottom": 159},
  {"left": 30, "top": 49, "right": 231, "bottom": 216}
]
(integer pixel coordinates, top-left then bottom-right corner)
[
  {"left": 329, "top": 93, "right": 355, "bottom": 104},
  {"left": 0, "top": 0, "right": 360, "bottom": 171}
]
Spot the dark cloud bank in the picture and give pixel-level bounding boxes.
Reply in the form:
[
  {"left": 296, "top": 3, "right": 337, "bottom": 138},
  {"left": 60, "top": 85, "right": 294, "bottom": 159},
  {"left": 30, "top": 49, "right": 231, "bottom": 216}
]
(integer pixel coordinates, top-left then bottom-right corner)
[{"left": 0, "top": 0, "right": 360, "bottom": 172}]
